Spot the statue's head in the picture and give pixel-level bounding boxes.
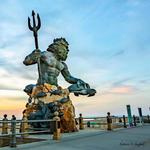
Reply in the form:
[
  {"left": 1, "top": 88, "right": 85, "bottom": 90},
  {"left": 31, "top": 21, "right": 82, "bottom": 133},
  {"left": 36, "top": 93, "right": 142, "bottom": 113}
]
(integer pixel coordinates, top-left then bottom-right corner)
[{"left": 47, "top": 37, "right": 69, "bottom": 61}]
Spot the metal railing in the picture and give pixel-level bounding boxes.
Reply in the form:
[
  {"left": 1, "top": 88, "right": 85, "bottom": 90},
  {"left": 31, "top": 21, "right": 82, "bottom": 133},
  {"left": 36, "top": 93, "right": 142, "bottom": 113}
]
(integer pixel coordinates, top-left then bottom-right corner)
[
  {"left": 78, "top": 115, "right": 150, "bottom": 130},
  {"left": 0, "top": 114, "right": 149, "bottom": 148},
  {"left": 0, "top": 118, "right": 59, "bottom": 148}
]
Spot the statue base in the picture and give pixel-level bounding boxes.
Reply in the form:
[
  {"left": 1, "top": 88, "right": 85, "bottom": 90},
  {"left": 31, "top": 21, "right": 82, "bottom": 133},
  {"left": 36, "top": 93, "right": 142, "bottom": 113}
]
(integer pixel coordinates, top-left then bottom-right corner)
[{"left": 22, "top": 83, "right": 78, "bottom": 133}]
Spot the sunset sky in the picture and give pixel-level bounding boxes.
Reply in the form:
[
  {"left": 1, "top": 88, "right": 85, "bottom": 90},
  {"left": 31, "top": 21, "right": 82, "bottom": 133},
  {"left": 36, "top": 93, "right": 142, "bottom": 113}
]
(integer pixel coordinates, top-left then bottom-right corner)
[{"left": 0, "top": 0, "right": 150, "bottom": 119}]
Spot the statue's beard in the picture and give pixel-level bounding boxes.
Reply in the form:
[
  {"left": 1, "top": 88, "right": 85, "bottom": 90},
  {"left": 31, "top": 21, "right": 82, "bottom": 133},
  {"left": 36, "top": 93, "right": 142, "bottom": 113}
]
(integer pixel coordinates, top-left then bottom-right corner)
[
  {"left": 58, "top": 54, "right": 68, "bottom": 61},
  {"left": 61, "top": 55, "right": 67, "bottom": 61}
]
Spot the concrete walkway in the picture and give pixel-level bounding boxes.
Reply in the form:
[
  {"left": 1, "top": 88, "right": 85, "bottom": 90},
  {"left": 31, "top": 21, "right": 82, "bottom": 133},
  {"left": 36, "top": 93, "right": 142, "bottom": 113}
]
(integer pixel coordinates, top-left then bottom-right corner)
[{"left": 1, "top": 125, "right": 150, "bottom": 150}]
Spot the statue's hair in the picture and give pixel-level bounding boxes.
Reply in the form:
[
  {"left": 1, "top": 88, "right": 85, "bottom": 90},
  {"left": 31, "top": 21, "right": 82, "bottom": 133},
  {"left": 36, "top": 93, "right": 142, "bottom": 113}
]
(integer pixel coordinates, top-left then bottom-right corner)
[{"left": 47, "top": 37, "right": 69, "bottom": 52}]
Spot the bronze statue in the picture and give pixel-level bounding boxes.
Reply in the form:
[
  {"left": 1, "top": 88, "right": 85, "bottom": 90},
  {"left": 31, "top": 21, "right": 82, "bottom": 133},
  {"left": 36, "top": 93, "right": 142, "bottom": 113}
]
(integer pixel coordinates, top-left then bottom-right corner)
[{"left": 22, "top": 11, "right": 96, "bottom": 132}]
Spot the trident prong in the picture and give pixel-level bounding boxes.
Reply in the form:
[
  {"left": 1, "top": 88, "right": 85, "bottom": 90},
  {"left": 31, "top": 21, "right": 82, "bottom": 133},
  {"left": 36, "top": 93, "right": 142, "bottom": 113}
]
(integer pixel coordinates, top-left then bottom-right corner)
[
  {"left": 28, "top": 10, "right": 41, "bottom": 49},
  {"left": 37, "top": 13, "right": 41, "bottom": 30}
]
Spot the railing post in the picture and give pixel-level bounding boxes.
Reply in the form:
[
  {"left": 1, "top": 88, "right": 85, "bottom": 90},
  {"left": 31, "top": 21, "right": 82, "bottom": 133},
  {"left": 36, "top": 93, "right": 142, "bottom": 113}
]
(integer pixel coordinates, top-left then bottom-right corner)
[
  {"left": 10, "top": 115, "right": 17, "bottom": 147},
  {"left": 52, "top": 111, "right": 61, "bottom": 140},
  {"left": 147, "top": 115, "right": 150, "bottom": 123},
  {"left": 123, "top": 115, "right": 127, "bottom": 128},
  {"left": 2, "top": 114, "right": 8, "bottom": 134},
  {"left": 119, "top": 118, "right": 122, "bottom": 123},
  {"left": 20, "top": 112, "right": 29, "bottom": 138},
  {"left": 133, "top": 115, "right": 136, "bottom": 126},
  {"left": 79, "top": 113, "right": 84, "bottom": 130},
  {"left": 107, "top": 112, "right": 112, "bottom": 131}
]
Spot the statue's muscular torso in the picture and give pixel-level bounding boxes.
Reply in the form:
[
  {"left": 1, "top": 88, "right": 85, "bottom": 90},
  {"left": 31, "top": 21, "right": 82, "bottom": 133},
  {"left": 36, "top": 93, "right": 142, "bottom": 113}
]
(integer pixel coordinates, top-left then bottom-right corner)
[{"left": 40, "top": 51, "right": 64, "bottom": 85}]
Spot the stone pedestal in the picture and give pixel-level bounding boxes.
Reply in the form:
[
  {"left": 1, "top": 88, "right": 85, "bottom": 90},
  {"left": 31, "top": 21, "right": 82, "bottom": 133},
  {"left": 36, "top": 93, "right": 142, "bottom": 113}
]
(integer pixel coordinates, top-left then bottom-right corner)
[{"left": 23, "top": 83, "right": 78, "bottom": 133}]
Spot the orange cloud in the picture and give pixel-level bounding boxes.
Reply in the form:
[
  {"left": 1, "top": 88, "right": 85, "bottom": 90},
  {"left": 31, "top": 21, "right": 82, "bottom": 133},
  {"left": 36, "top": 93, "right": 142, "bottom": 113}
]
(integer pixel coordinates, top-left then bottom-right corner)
[{"left": 110, "top": 86, "right": 136, "bottom": 94}]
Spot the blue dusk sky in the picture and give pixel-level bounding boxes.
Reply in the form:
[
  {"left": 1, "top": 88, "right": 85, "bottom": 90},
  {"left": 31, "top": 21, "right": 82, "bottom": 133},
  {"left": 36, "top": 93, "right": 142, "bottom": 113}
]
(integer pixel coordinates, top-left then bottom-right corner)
[{"left": 0, "top": 0, "right": 150, "bottom": 118}]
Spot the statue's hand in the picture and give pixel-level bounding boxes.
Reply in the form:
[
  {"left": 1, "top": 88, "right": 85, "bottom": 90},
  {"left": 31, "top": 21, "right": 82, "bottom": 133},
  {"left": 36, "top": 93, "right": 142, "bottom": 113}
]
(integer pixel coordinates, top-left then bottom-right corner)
[
  {"left": 77, "top": 79, "right": 90, "bottom": 89},
  {"left": 23, "top": 49, "right": 42, "bottom": 65},
  {"left": 32, "top": 49, "right": 41, "bottom": 58},
  {"left": 68, "top": 79, "right": 96, "bottom": 97},
  {"left": 68, "top": 79, "right": 90, "bottom": 92}
]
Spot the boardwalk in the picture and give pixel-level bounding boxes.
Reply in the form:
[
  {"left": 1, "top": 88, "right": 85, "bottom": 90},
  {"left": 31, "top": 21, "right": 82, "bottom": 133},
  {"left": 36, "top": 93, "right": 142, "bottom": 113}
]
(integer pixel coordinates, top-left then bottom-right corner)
[{"left": 1, "top": 125, "right": 150, "bottom": 150}]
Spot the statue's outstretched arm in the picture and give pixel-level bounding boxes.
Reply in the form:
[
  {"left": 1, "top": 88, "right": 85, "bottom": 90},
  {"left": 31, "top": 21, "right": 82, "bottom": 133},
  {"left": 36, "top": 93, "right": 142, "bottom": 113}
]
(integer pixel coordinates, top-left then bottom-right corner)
[
  {"left": 61, "top": 62, "right": 96, "bottom": 97},
  {"left": 61, "top": 62, "right": 79, "bottom": 84},
  {"left": 23, "top": 49, "right": 41, "bottom": 65}
]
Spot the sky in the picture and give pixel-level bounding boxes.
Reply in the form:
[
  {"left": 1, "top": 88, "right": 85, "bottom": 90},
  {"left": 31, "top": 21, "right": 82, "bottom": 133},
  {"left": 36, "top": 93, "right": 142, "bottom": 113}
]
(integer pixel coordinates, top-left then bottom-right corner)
[{"left": 0, "top": 0, "right": 150, "bottom": 119}]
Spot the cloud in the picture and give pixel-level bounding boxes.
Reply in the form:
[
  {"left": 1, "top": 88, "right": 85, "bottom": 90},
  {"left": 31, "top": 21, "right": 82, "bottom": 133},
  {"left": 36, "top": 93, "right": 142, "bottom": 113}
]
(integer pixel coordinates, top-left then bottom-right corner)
[
  {"left": 111, "top": 77, "right": 134, "bottom": 87},
  {"left": 0, "top": 67, "right": 37, "bottom": 91},
  {"left": 0, "top": 90, "right": 26, "bottom": 98},
  {"left": 139, "top": 79, "right": 150, "bottom": 84},
  {"left": 111, "top": 50, "right": 125, "bottom": 57},
  {"left": 110, "top": 86, "right": 138, "bottom": 94}
]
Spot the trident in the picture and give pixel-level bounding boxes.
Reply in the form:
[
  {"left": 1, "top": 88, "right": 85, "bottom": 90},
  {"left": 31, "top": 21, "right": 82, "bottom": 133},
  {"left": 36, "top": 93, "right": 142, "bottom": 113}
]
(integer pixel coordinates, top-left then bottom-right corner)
[{"left": 28, "top": 10, "right": 42, "bottom": 84}]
